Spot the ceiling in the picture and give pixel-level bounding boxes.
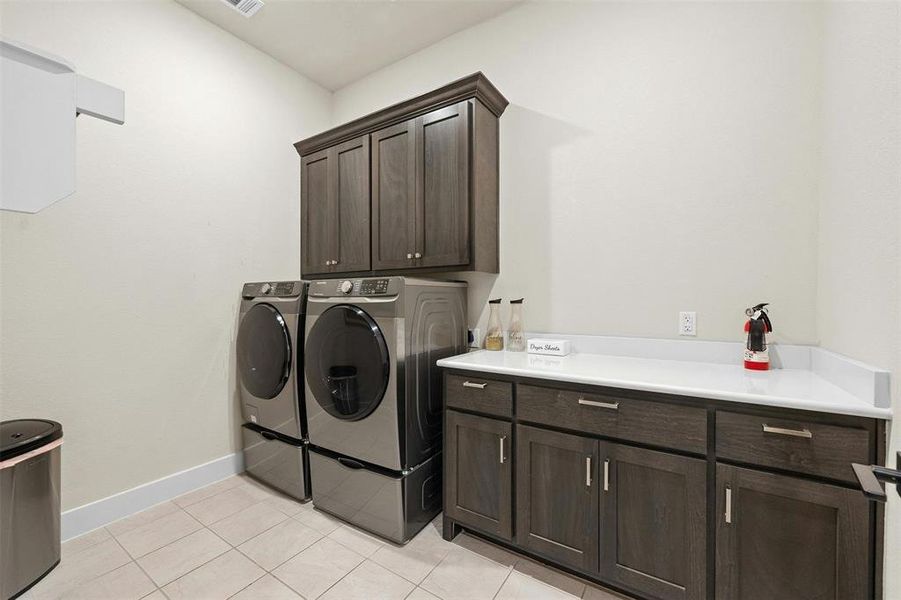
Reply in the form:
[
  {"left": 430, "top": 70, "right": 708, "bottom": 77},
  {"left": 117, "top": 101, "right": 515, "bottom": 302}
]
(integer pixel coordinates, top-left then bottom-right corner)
[{"left": 176, "top": 0, "right": 518, "bottom": 91}]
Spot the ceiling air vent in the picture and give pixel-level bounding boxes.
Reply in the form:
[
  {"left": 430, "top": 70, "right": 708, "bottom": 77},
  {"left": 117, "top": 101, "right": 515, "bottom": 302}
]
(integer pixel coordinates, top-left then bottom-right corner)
[{"left": 221, "top": 0, "right": 263, "bottom": 18}]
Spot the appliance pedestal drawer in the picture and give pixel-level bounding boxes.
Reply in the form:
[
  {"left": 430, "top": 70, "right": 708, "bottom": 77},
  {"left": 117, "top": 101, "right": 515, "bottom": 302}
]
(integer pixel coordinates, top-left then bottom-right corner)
[
  {"left": 309, "top": 449, "right": 442, "bottom": 543},
  {"left": 242, "top": 424, "right": 310, "bottom": 501}
]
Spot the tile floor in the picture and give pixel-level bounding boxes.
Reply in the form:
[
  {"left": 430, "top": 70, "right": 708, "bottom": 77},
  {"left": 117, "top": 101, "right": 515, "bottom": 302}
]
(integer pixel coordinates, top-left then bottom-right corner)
[{"left": 24, "top": 474, "right": 629, "bottom": 600}]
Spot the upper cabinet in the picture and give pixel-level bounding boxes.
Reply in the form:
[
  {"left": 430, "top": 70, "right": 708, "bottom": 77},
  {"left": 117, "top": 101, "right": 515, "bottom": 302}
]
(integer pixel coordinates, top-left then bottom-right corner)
[
  {"left": 372, "top": 101, "right": 470, "bottom": 270},
  {"left": 295, "top": 73, "right": 507, "bottom": 278},
  {"left": 371, "top": 120, "right": 417, "bottom": 270},
  {"left": 417, "top": 102, "right": 471, "bottom": 269},
  {"left": 301, "top": 135, "right": 370, "bottom": 276}
]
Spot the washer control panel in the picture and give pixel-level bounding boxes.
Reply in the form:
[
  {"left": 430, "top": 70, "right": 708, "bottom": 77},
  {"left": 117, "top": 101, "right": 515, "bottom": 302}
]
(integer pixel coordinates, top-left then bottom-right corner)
[
  {"left": 242, "top": 281, "right": 302, "bottom": 298},
  {"left": 359, "top": 278, "right": 390, "bottom": 295},
  {"left": 309, "top": 277, "right": 398, "bottom": 297}
]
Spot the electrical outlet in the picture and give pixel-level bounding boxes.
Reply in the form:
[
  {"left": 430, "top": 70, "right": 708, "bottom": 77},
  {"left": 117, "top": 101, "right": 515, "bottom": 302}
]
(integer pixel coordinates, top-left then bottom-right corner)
[
  {"left": 679, "top": 311, "right": 696, "bottom": 336},
  {"left": 469, "top": 328, "right": 482, "bottom": 348}
]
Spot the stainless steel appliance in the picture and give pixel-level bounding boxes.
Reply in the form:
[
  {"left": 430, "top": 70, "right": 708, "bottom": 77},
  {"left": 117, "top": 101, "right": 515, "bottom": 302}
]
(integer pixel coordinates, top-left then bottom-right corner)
[
  {"left": 237, "top": 281, "right": 310, "bottom": 501},
  {"left": 303, "top": 277, "right": 466, "bottom": 542},
  {"left": 1, "top": 419, "right": 62, "bottom": 600}
]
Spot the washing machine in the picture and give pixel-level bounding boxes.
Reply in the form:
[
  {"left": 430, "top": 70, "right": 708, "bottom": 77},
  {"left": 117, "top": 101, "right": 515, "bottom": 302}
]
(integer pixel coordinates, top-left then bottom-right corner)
[
  {"left": 303, "top": 276, "right": 466, "bottom": 542},
  {"left": 237, "top": 280, "right": 310, "bottom": 501}
]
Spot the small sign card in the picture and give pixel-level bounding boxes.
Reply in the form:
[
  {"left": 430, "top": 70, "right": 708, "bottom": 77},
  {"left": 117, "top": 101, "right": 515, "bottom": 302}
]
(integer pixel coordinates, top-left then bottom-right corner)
[{"left": 527, "top": 338, "right": 571, "bottom": 356}]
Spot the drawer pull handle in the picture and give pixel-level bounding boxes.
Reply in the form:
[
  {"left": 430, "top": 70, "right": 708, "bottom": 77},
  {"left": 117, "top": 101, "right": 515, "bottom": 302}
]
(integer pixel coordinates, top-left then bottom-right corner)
[
  {"left": 499, "top": 436, "right": 506, "bottom": 464},
  {"left": 762, "top": 424, "right": 812, "bottom": 439},
  {"left": 585, "top": 456, "right": 592, "bottom": 488},
  {"left": 338, "top": 457, "right": 365, "bottom": 470},
  {"left": 725, "top": 487, "right": 733, "bottom": 524},
  {"left": 578, "top": 398, "right": 619, "bottom": 410},
  {"left": 603, "top": 459, "right": 610, "bottom": 492},
  {"left": 463, "top": 381, "right": 487, "bottom": 389}
]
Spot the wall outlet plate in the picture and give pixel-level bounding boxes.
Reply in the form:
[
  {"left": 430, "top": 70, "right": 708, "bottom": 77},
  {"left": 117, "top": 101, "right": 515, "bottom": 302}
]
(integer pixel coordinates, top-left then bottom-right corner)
[
  {"left": 469, "top": 328, "right": 482, "bottom": 348},
  {"left": 679, "top": 311, "right": 697, "bottom": 336}
]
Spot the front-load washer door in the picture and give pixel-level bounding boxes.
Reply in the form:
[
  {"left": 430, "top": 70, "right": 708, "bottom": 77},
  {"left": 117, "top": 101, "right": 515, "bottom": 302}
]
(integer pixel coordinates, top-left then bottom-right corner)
[
  {"left": 305, "top": 304, "right": 398, "bottom": 468},
  {"left": 238, "top": 304, "right": 300, "bottom": 438}
]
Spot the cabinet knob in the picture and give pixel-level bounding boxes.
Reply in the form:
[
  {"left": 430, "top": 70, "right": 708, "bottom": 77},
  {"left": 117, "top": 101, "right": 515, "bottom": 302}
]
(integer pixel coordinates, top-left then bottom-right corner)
[
  {"left": 414, "top": 252, "right": 422, "bottom": 259},
  {"left": 406, "top": 253, "right": 413, "bottom": 260},
  {"left": 333, "top": 259, "right": 339, "bottom": 265}
]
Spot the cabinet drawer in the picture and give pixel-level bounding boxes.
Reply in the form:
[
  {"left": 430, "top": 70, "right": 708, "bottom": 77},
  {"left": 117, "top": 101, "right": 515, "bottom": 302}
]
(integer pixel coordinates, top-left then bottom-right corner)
[
  {"left": 715, "top": 411, "right": 870, "bottom": 483},
  {"left": 445, "top": 374, "right": 512, "bottom": 418},
  {"left": 517, "top": 384, "right": 706, "bottom": 454}
]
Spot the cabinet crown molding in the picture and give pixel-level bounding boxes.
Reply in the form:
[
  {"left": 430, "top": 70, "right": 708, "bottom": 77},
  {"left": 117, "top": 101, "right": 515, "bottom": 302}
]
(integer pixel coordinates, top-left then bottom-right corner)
[{"left": 294, "top": 72, "right": 508, "bottom": 157}]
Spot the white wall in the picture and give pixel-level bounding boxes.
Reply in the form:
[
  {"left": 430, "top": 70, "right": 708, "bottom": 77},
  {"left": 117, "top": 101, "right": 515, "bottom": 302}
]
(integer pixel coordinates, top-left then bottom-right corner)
[
  {"left": 0, "top": 0, "right": 331, "bottom": 510},
  {"left": 333, "top": 1, "right": 825, "bottom": 345},
  {"left": 817, "top": 3, "right": 901, "bottom": 598},
  {"left": 333, "top": 3, "right": 900, "bottom": 596},
  {"left": 2, "top": 2, "right": 898, "bottom": 591}
]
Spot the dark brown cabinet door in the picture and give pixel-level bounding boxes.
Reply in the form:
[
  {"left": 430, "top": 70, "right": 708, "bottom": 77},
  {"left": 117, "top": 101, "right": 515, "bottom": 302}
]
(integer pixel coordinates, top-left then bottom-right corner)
[
  {"left": 415, "top": 101, "right": 470, "bottom": 268},
  {"left": 332, "top": 136, "right": 370, "bottom": 273},
  {"left": 301, "top": 148, "right": 332, "bottom": 276},
  {"left": 599, "top": 444, "right": 706, "bottom": 600},
  {"left": 301, "top": 135, "right": 370, "bottom": 276},
  {"left": 444, "top": 410, "right": 512, "bottom": 540},
  {"left": 516, "top": 424, "right": 599, "bottom": 572},
  {"left": 372, "top": 120, "right": 416, "bottom": 270},
  {"left": 716, "top": 464, "right": 870, "bottom": 600}
]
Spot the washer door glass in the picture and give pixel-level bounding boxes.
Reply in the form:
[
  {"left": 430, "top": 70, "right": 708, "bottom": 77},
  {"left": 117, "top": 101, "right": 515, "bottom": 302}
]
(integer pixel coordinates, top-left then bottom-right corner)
[
  {"left": 237, "top": 304, "right": 292, "bottom": 399},
  {"left": 305, "top": 305, "right": 390, "bottom": 421}
]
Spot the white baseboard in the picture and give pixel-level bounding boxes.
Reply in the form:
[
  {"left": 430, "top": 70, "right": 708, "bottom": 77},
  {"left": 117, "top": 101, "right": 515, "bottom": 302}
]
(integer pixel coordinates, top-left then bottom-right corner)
[{"left": 61, "top": 452, "right": 243, "bottom": 541}]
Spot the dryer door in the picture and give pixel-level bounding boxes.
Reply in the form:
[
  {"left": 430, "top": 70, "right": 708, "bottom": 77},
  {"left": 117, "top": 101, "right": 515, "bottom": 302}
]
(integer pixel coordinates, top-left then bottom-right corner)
[
  {"left": 305, "top": 305, "right": 390, "bottom": 422},
  {"left": 238, "top": 304, "right": 292, "bottom": 400}
]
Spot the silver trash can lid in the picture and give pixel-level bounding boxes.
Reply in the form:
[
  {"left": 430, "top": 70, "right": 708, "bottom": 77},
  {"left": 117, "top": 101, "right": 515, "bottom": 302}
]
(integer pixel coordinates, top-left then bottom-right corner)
[{"left": 1, "top": 419, "right": 62, "bottom": 461}]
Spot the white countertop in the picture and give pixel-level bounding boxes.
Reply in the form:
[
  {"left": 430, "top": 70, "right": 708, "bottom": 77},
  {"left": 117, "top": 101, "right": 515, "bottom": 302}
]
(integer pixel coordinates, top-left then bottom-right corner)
[{"left": 437, "top": 350, "right": 892, "bottom": 419}]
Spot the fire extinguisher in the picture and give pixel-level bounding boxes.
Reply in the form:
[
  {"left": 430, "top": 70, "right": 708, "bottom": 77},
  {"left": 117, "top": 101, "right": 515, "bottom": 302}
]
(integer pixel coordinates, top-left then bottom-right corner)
[{"left": 744, "top": 303, "right": 773, "bottom": 371}]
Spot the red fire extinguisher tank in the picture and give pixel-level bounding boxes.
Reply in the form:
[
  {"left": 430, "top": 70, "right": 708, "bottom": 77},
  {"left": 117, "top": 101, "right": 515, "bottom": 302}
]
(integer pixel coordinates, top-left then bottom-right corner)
[{"left": 744, "top": 303, "right": 773, "bottom": 371}]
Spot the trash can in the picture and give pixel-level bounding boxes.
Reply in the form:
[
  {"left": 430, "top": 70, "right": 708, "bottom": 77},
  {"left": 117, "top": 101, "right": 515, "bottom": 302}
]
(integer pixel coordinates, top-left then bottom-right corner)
[{"left": 1, "top": 419, "right": 63, "bottom": 600}]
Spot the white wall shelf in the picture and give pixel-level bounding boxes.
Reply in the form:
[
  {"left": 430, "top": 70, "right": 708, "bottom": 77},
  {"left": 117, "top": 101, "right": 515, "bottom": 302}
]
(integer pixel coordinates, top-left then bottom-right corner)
[{"left": 1, "top": 39, "right": 124, "bottom": 214}]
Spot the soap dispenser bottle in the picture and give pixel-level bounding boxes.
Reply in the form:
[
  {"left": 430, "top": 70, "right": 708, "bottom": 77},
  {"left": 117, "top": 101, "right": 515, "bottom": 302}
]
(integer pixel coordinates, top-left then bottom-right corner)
[
  {"left": 485, "top": 299, "right": 504, "bottom": 351},
  {"left": 507, "top": 298, "right": 525, "bottom": 351}
]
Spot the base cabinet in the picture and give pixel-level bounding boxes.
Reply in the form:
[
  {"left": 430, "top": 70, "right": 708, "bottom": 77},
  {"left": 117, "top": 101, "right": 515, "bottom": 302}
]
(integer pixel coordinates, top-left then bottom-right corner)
[
  {"left": 441, "top": 370, "right": 881, "bottom": 600},
  {"left": 600, "top": 444, "right": 707, "bottom": 600},
  {"left": 715, "top": 464, "right": 870, "bottom": 600},
  {"left": 515, "top": 425, "right": 708, "bottom": 599},
  {"left": 444, "top": 410, "right": 512, "bottom": 540},
  {"left": 516, "top": 425, "right": 599, "bottom": 572}
]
